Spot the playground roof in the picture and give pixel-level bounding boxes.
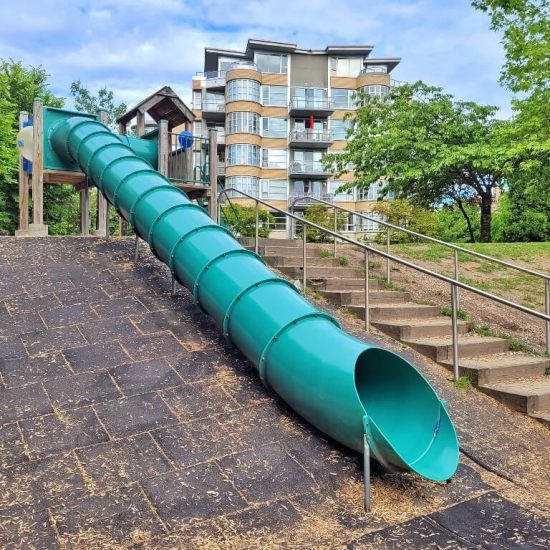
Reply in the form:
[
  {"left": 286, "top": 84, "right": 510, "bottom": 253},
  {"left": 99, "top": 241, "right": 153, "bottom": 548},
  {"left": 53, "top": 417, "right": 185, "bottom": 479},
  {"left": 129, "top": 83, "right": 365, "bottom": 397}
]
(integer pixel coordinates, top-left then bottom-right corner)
[{"left": 117, "top": 86, "right": 194, "bottom": 130}]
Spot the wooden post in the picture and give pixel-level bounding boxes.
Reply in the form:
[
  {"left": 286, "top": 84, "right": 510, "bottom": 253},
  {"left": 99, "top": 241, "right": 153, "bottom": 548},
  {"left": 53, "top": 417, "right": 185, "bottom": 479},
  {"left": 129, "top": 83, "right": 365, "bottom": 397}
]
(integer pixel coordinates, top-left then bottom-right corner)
[
  {"left": 118, "top": 121, "right": 127, "bottom": 135},
  {"left": 30, "top": 98, "right": 48, "bottom": 235},
  {"left": 136, "top": 111, "right": 145, "bottom": 136},
  {"left": 208, "top": 129, "right": 218, "bottom": 222},
  {"left": 158, "top": 120, "right": 169, "bottom": 176},
  {"left": 16, "top": 111, "right": 30, "bottom": 235},
  {"left": 79, "top": 177, "right": 90, "bottom": 236},
  {"left": 95, "top": 109, "right": 109, "bottom": 236}
]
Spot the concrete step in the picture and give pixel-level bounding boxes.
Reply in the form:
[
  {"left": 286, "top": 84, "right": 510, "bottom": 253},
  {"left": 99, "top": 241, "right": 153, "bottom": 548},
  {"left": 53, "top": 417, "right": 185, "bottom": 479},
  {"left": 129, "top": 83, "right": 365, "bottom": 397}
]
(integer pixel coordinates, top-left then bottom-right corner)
[
  {"left": 249, "top": 245, "right": 323, "bottom": 258},
  {"left": 311, "top": 278, "right": 384, "bottom": 291},
  {"left": 372, "top": 317, "right": 472, "bottom": 340},
  {"left": 347, "top": 303, "right": 442, "bottom": 321},
  {"left": 479, "top": 378, "right": 550, "bottom": 414},
  {"left": 240, "top": 237, "right": 300, "bottom": 248},
  {"left": 321, "top": 289, "right": 411, "bottom": 306},
  {"left": 439, "top": 353, "right": 550, "bottom": 386},
  {"left": 529, "top": 411, "right": 550, "bottom": 427},
  {"left": 278, "top": 266, "right": 361, "bottom": 279},
  {"left": 402, "top": 335, "right": 510, "bottom": 362},
  {"left": 266, "top": 256, "right": 349, "bottom": 268}
]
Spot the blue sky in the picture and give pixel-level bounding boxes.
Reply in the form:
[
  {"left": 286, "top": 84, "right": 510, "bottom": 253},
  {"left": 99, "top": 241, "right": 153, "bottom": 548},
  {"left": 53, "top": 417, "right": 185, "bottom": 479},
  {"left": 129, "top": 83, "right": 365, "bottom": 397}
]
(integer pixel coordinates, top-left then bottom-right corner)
[{"left": 0, "top": 0, "right": 511, "bottom": 116}]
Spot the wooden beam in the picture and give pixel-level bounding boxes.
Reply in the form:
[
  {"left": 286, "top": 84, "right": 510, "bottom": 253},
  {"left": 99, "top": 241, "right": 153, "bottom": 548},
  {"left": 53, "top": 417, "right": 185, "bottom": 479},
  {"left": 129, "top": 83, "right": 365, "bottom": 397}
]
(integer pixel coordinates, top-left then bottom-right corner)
[
  {"left": 208, "top": 129, "right": 218, "bottom": 222},
  {"left": 18, "top": 111, "right": 29, "bottom": 233},
  {"left": 118, "top": 121, "right": 127, "bottom": 135},
  {"left": 157, "top": 120, "right": 169, "bottom": 176},
  {"left": 31, "top": 99, "right": 45, "bottom": 228},
  {"left": 96, "top": 110, "right": 109, "bottom": 236},
  {"left": 79, "top": 178, "right": 90, "bottom": 236},
  {"left": 136, "top": 111, "right": 145, "bottom": 136},
  {"left": 43, "top": 170, "right": 86, "bottom": 186}
]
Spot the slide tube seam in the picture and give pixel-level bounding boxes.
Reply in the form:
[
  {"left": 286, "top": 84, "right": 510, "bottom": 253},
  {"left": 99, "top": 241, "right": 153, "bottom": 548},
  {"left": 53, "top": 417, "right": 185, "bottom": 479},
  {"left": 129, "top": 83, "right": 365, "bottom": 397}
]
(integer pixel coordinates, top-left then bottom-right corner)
[{"left": 97, "top": 154, "right": 141, "bottom": 193}]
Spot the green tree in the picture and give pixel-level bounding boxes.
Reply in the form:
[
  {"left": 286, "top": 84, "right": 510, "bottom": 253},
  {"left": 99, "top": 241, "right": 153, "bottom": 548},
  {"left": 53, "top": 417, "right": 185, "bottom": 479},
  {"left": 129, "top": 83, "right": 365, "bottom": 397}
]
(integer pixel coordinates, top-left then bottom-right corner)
[
  {"left": 221, "top": 203, "right": 275, "bottom": 237},
  {"left": 296, "top": 204, "right": 347, "bottom": 243},
  {"left": 325, "top": 83, "right": 517, "bottom": 242},
  {"left": 371, "top": 199, "right": 437, "bottom": 243},
  {"left": 0, "top": 60, "right": 65, "bottom": 235},
  {"left": 436, "top": 204, "right": 481, "bottom": 243},
  {"left": 70, "top": 80, "right": 127, "bottom": 130}
]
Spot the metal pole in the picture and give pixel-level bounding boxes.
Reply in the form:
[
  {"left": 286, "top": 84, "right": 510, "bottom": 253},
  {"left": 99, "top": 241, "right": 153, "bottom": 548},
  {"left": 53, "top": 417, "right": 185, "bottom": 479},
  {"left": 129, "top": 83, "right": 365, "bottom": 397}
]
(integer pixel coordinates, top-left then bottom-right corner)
[
  {"left": 363, "top": 434, "right": 371, "bottom": 512},
  {"left": 365, "top": 249, "right": 370, "bottom": 332},
  {"left": 290, "top": 204, "right": 295, "bottom": 240},
  {"left": 386, "top": 227, "right": 391, "bottom": 284},
  {"left": 134, "top": 233, "right": 139, "bottom": 264},
  {"left": 255, "top": 201, "right": 260, "bottom": 255},
  {"left": 333, "top": 207, "right": 337, "bottom": 257},
  {"left": 451, "top": 283, "right": 459, "bottom": 380},
  {"left": 105, "top": 202, "right": 110, "bottom": 240},
  {"left": 302, "top": 222, "right": 307, "bottom": 294},
  {"left": 171, "top": 275, "right": 177, "bottom": 297},
  {"left": 454, "top": 249, "right": 460, "bottom": 312},
  {"left": 545, "top": 279, "right": 550, "bottom": 355}
]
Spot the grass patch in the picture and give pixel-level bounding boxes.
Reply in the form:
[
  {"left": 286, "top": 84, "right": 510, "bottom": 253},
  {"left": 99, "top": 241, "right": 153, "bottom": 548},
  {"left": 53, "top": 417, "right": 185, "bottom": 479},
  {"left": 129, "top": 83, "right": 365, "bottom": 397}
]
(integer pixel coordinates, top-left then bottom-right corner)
[
  {"left": 338, "top": 255, "right": 349, "bottom": 267},
  {"left": 453, "top": 376, "right": 472, "bottom": 389},
  {"left": 319, "top": 249, "right": 334, "bottom": 258},
  {"left": 472, "top": 323, "right": 543, "bottom": 356},
  {"left": 440, "top": 306, "right": 469, "bottom": 321}
]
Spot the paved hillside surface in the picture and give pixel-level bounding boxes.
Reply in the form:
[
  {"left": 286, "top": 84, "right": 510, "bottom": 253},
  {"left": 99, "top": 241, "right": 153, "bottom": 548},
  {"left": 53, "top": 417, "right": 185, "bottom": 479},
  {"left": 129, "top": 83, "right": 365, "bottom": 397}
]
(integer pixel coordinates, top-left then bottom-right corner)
[{"left": 1, "top": 237, "right": 549, "bottom": 549}]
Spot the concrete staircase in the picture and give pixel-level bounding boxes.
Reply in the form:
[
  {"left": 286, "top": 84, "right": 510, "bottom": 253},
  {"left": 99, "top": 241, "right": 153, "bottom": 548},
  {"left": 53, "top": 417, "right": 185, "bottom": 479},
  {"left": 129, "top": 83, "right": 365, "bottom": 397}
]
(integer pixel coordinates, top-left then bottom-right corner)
[{"left": 243, "top": 237, "right": 550, "bottom": 428}]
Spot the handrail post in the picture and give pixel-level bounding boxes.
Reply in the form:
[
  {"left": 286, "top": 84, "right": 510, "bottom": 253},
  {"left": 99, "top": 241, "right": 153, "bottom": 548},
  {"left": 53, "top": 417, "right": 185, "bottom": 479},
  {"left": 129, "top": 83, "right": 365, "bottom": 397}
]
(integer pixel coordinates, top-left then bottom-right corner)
[
  {"left": 254, "top": 201, "right": 259, "bottom": 255},
  {"left": 545, "top": 279, "right": 550, "bottom": 355},
  {"left": 363, "top": 433, "right": 371, "bottom": 512},
  {"left": 451, "top": 283, "right": 459, "bottom": 380},
  {"left": 302, "top": 222, "right": 307, "bottom": 294},
  {"left": 290, "top": 203, "right": 295, "bottom": 240},
  {"left": 454, "top": 249, "right": 460, "bottom": 312},
  {"left": 333, "top": 207, "right": 337, "bottom": 257},
  {"left": 386, "top": 227, "right": 391, "bottom": 284},
  {"left": 365, "top": 249, "right": 370, "bottom": 332}
]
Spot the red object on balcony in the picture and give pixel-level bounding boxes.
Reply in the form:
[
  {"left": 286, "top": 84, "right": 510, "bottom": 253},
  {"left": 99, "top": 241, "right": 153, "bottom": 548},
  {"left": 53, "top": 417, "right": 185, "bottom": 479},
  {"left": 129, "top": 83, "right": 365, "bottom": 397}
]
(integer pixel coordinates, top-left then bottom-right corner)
[{"left": 309, "top": 115, "right": 314, "bottom": 129}]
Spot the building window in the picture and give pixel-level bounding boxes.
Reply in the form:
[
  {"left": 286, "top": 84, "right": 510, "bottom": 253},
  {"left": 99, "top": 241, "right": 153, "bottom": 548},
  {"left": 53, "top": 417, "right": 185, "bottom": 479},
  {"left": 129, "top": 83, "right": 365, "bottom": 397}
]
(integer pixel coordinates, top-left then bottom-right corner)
[
  {"left": 291, "top": 87, "right": 327, "bottom": 109},
  {"left": 358, "top": 211, "right": 385, "bottom": 232},
  {"left": 261, "top": 117, "right": 287, "bottom": 138},
  {"left": 226, "top": 144, "right": 260, "bottom": 166},
  {"left": 363, "top": 65, "right": 387, "bottom": 73},
  {"left": 218, "top": 56, "right": 239, "bottom": 73},
  {"left": 193, "top": 122, "right": 202, "bottom": 137},
  {"left": 266, "top": 211, "right": 287, "bottom": 230},
  {"left": 226, "top": 79, "right": 260, "bottom": 102},
  {"left": 193, "top": 90, "right": 202, "bottom": 109},
  {"left": 226, "top": 112, "right": 260, "bottom": 134},
  {"left": 357, "top": 180, "right": 387, "bottom": 201},
  {"left": 331, "top": 119, "right": 352, "bottom": 140},
  {"left": 255, "top": 52, "right": 288, "bottom": 74},
  {"left": 226, "top": 175, "right": 260, "bottom": 196},
  {"left": 261, "top": 179, "right": 288, "bottom": 200},
  {"left": 360, "top": 85, "right": 390, "bottom": 97},
  {"left": 331, "top": 89, "right": 355, "bottom": 109},
  {"left": 331, "top": 57, "right": 363, "bottom": 77},
  {"left": 262, "top": 148, "right": 287, "bottom": 168},
  {"left": 329, "top": 181, "right": 355, "bottom": 201},
  {"left": 261, "top": 85, "right": 287, "bottom": 106}
]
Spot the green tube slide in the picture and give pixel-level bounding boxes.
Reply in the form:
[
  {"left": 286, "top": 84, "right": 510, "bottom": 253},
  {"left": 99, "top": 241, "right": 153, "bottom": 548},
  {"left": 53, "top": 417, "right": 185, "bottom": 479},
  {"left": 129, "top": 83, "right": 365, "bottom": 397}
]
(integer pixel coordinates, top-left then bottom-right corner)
[{"left": 49, "top": 116, "right": 459, "bottom": 481}]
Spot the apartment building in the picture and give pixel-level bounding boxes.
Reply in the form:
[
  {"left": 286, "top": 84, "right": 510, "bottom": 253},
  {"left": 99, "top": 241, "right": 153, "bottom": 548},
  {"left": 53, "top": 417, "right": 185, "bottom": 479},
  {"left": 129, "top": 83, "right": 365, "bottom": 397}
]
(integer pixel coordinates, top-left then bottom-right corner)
[{"left": 191, "top": 38, "right": 401, "bottom": 237}]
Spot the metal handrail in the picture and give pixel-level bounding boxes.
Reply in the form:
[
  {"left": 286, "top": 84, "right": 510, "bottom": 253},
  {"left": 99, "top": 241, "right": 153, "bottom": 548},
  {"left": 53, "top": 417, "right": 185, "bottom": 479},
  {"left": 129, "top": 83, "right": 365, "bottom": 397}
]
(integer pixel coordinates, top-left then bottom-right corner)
[
  {"left": 218, "top": 187, "right": 550, "bottom": 367},
  {"left": 289, "top": 129, "right": 333, "bottom": 142}
]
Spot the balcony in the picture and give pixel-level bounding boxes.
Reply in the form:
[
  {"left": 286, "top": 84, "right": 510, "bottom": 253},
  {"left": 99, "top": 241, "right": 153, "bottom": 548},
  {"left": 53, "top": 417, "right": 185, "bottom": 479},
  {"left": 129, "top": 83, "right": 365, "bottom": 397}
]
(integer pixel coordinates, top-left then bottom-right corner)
[
  {"left": 201, "top": 100, "right": 225, "bottom": 121},
  {"left": 288, "top": 97, "right": 334, "bottom": 117},
  {"left": 288, "top": 129, "right": 333, "bottom": 149},
  {"left": 288, "top": 192, "right": 334, "bottom": 207},
  {"left": 227, "top": 61, "right": 260, "bottom": 72},
  {"left": 288, "top": 160, "right": 331, "bottom": 179},
  {"left": 217, "top": 161, "right": 226, "bottom": 177}
]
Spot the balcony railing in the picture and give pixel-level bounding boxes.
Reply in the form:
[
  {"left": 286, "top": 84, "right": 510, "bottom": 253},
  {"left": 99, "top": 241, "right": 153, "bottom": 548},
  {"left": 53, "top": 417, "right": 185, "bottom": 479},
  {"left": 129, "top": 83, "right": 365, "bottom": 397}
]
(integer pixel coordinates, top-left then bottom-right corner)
[
  {"left": 288, "top": 192, "right": 334, "bottom": 206},
  {"left": 288, "top": 160, "right": 331, "bottom": 177},
  {"left": 201, "top": 101, "right": 225, "bottom": 114},
  {"left": 217, "top": 161, "right": 226, "bottom": 176},
  {"left": 227, "top": 60, "right": 260, "bottom": 72},
  {"left": 359, "top": 67, "right": 388, "bottom": 76},
  {"left": 289, "top": 129, "right": 333, "bottom": 145},
  {"left": 289, "top": 97, "right": 333, "bottom": 112}
]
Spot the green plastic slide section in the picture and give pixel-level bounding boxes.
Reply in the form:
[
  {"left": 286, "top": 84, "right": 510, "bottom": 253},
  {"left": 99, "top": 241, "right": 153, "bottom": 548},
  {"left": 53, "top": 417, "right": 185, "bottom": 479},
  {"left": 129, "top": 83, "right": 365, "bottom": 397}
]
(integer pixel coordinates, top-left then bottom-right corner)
[{"left": 49, "top": 114, "right": 459, "bottom": 481}]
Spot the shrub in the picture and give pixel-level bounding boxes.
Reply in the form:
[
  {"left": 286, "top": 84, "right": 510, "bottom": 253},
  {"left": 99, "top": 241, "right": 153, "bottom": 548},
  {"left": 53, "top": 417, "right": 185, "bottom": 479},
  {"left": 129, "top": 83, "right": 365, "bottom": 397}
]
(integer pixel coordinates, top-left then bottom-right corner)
[
  {"left": 436, "top": 204, "right": 481, "bottom": 243},
  {"left": 220, "top": 204, "right": 275, "bottom": 237},
  {"left": 296, "top": 205, "right": 347, "bottom": 243}
]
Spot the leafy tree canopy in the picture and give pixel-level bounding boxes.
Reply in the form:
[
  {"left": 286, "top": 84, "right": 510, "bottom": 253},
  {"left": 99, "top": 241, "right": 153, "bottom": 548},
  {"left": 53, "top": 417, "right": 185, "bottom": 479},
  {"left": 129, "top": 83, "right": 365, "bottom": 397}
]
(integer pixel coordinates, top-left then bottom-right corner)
[
  {"left": 70, "top": 80, "right": 127, "bottom": 130},
  {"left": 325, "top": 82, "right": 519, "bottom": 242}
]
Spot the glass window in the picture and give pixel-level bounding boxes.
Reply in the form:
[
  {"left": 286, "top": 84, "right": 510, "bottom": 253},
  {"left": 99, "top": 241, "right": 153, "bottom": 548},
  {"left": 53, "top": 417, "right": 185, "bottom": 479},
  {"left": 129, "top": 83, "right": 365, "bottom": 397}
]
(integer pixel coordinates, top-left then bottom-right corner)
[
  {"left": 291, "top": 87, "right": 327, "bottom": 109},
  {"left": 363, "top": 65, "right": 387, "bottom": 73},
  {"left": 261, "top": 180, "right": 288, "bottom": 200},
  {"left": 193, "top": 122, "right": 202, "bottom": 137},
  {"left": 226, "top": 79, "right": 260, "bottom": 102},
  {"left": 226, "top": 144, "right": 260, "bottom": 166},
  {"left": 266, "top": 211, "right": 288, "bottom": 230},
  {"left": 226, "top": 112, "right": 260, "bottom": 134},
  {"left": 261, "top": 117, "right": 287, "bottom": 138},
  {"left": 218, "top": 56, "right": 239, "bottom": 73},
  {"left": 262, "top": 149, "right": 287, "bottom": 168},
  {"left": 192, "top": 90, "right": 202, "bottom": 109},
  {"left": 360, "top": 85, "right": 390, "bottom": 97},
  {"left": 358, "top": 180, "right": 386, "bottom": 201},
  {"left": 329, "top": 181, "right": 355, "bottom": 201},
  {"left": 331, "top": 89, "right": 355, "bottom": 109},
  {"left": 331, "top": 120, "right": 352, "bottom": 140},
  {"left": 256, "top": 52, "right": 288, "bottom": 73},
  {"left": 358, "top": 211, "right": 385, "bottom": 232},
  {"left": 261, "top": 85, "right": 287, "bottom": 106},
  {"left": 226, "top": 175, "right": 260, "bottom": 197},
  {"left": 331, "top": 57, "right": 363, "bottom": 77}
]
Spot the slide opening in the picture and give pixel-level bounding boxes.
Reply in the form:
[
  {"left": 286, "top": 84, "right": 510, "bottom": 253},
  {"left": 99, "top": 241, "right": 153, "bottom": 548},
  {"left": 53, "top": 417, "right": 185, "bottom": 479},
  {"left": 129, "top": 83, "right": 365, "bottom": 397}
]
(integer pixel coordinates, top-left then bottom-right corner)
[{"left": 355, "top": 348, "right": 458, "bottom": 480}]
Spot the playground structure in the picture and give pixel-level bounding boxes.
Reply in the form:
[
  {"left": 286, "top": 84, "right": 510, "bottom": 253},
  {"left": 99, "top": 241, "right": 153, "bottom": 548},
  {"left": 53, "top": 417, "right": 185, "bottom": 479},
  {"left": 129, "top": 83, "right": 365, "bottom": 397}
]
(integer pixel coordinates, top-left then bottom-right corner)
[
  {"left": 15, "top": 88, "right": 220, "bottom": 237},
  {"left": 16, "top": 103, "right": 461, "bottom": 507}
]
